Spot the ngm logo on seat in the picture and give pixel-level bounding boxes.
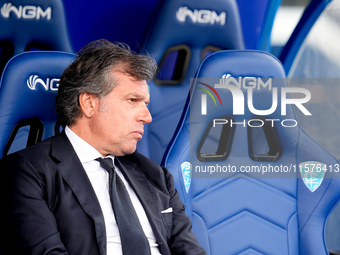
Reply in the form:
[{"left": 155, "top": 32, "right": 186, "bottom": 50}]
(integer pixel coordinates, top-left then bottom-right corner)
[
  {"left": 27, "top": 75, "right": 59, "bottom": 91},
  {"left": 1, "top": 3, "right": 51, "bottom": 20},
  {"left": 199, "top": 74, "right": 311, "bottom": 128},
  {"left": 176, "top": 6, "right": 226, "bottom": 25}
]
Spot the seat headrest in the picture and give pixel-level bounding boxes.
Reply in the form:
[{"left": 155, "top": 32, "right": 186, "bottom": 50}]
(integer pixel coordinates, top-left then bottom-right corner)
[
  {"left": 143, "top": 0, "right": 244, "bottom": 56},
  {"left": 192, "top": 50, "right": 291, "bottom": 120},
  {"left": 0, "top": 0, "right": 73, "bottom": 54},
  {"left": 0, "top": 51, "right": 75, "bottom": 157},
  {"left": 188, "top": 50, "right": 306, "bottom": 176}
]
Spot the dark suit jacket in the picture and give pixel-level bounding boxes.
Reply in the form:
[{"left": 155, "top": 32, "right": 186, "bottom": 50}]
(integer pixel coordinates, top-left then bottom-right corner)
[{"left": 0, "top": 132, "right": 206, "bottom": 255}]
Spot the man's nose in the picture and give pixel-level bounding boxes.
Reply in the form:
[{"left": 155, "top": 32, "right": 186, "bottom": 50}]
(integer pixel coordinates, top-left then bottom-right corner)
[{"left": 139, "top": 104, "right": 152, "bottom": 124}]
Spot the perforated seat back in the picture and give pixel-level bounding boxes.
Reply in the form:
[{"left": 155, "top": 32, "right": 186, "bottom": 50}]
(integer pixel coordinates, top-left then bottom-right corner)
[
  {"left": 0, "top": 0, "right": 74, "bottom": 73},
  {"left": 0, "top": 51, "right": 74, "bottom": 158},
  {"left": 163, "top": 50, "right": 340, "bottom": 255},
  {"left": 136, "top": 0, "right": 245, "bottom": 164}
]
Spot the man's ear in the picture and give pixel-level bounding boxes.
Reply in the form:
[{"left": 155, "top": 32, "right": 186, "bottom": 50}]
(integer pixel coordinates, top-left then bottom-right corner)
[{"left": 78, "top": 93, "right": 98, "bottom": 118}]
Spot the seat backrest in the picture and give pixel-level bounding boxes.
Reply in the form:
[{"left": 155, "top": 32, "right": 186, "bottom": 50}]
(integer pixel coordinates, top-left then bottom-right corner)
[
  {"left": 0, "top": 0, "right": 74, "bottom": 73},
  {"left": 0, "top": 51, "right": 75, "bottom": 159},
  {"left": 136, "top": 0, "right": 245, "bottom": 164},
  {"left": 163, "top": 50, "right": 340, "bottom": 254}
]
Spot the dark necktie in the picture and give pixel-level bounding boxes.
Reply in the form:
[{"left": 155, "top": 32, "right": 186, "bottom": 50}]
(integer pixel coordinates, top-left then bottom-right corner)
[{"left": 96, "top": 157, "right": 151, "bottom": 255}]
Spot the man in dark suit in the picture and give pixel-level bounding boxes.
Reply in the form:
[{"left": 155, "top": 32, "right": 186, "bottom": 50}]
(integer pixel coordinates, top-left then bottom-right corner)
[{"left": 0, "top": 39, "right": 206, "bottom": 255}]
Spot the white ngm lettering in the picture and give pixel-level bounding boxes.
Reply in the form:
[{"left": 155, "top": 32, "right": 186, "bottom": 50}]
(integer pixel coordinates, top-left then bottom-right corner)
[
  {"left": 27, "top": 75, "right": 59, "bottom": 91},
  {"left": 1, "top": 3, "right": 51, "bottom": 20},
  {"left": 219, "top": 74, "right": 272, "bottom": 90},
  {"left": 176, "top": 6, "right": 226, "bottom": 25}
]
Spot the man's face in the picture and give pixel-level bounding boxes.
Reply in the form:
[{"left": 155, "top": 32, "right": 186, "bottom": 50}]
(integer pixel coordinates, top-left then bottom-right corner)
[{"left": 90, "top": 72, "right": 152, "bottom": 156}]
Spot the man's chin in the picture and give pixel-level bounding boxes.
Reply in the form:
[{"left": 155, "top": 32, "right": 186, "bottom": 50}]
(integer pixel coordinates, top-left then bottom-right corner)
[{"left": 121, "top": 145, "right": 137, "bottom": 156}]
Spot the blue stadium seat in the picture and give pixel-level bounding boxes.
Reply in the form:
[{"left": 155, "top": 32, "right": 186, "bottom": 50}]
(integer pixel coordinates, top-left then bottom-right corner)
[
  {"left": 0, "top": 51, "right": 75, "bottom": 159},
  {"left": 163, "top": 50, "right": 340, "bottom": 254},
  {"left": 136, "top": 0, "right": 245, "bottom": 164},
  {"left": 0, "top": 0, "right": 74, "bottom": 73}
]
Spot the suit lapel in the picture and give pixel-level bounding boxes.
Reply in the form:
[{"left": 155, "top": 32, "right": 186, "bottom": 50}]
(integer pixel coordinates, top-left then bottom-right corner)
[
  {"left": 51, "top": 132, "right": 106, "bottom": 255},
  {"left": 115, "top": 157, "right": 168, "bottom": 251},
  {"left": 116, "top": 156, "right": 163, "bottom": 222}
]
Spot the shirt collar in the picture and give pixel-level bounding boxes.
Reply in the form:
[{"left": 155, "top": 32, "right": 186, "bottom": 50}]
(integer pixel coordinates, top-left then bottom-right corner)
[{"left": 65, "top": 126, "right": 115, "bottom": 164}]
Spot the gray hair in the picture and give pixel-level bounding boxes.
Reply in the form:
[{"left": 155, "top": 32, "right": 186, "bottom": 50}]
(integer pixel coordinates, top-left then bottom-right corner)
[{"left": 55, "top": 39, "right": 158, "bottom": 127}]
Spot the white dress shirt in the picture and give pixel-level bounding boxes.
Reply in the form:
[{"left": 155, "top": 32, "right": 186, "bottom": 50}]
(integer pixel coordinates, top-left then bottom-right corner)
[{"left": 65, "top": 126, "right": 162, "bottom": 255}]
